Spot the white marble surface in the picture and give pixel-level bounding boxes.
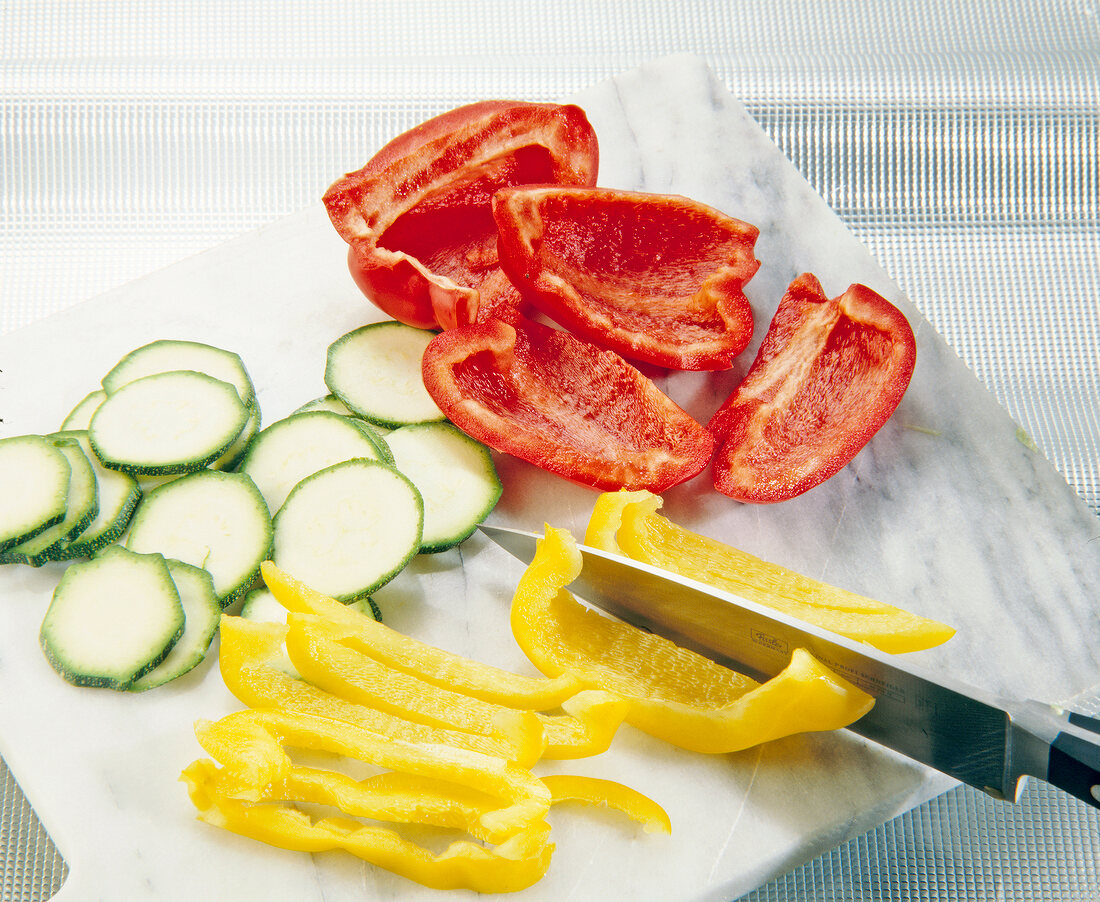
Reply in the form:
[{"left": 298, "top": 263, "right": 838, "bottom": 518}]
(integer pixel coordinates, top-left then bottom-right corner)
[{"left": 0, "top": 55, "right": 1097, "bottom": 902}]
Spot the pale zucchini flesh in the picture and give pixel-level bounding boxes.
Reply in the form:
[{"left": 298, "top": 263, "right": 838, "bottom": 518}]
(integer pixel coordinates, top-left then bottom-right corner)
[
  {"left": 0, "top": 435, "right": 73, "bottom": 554},
  {"left": 129, "top": 559, "right": 221, "bottom": 691},
  {"left": 236, "top": 410, "right": 388, "bottom": 515},
  {"left": 39, "top": 546, "right": 185, "bottom": 689},
  {"left": 272, "top": 459, "right": 423, "bottom": 602},
  {"left": 125, "top": 469, "right": 273, "bottom": 607},
  {"left": 384, "top": 422, "right": 502, "bottom": 553},
  {"left": 324, "top": 322, "right": 445, "bottom": 429},
  {"left": 89, "top": 370, "right": 250, "bottom": 476}
]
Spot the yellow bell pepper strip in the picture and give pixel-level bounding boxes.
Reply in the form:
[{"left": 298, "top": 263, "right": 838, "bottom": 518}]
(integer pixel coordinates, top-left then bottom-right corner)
[
  {"left": 262, "top": 560, "right": 586, "bottom": 708},
  {"left": 181, "top": 758, "right": 555, "bottom": 894},
  {"left": 511, "top": 525, "right": 875, "bottom": 754},
  {"left": 193, "top": 709, "right": 553, "bottom": 839},
  {"left": 283, "top": 614, "right": 547, "bottom": 743},
  {"left": 540, "top": 774, "right": 672, "bottom": 835},
  {"left": 218, "top": 616, "right": 542, "bottom": 766},
  {"left": 585, "top": 490, "right": 955, "bottom": 654},
  {"left": 285, "top": 612, "right": 630, "bottom": 761},
  {"left": 352, "top": 771, "right": 671, "bottom": 838}
]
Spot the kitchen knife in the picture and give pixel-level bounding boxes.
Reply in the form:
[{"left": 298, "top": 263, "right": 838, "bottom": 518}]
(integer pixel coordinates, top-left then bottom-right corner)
[{"left": 479, "top": 522, "right": 1100, "bottom": 810}]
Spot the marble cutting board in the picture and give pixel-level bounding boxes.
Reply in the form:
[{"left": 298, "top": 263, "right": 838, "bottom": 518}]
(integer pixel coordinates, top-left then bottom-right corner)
[{"left": 1, "top": 54, "right": 1098, "bottom": 902}]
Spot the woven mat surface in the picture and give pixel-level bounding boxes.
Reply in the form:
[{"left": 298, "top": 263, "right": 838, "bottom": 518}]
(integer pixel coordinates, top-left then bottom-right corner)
[{"left": 2, "top": 2, "right": 1098, "bottom": 899}]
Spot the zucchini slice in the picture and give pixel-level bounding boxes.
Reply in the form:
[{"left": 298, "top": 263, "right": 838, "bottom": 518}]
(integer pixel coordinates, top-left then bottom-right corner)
[
  {"left": 60, "top": 389, "right": 107, "bottom": 431},
  {"left": 385, "top": 422, "right": 502, "bottom": 553},
  {"left": 212, "top": 401, "right": 262, "bottom": 471},
  {"left": 241, "top": 585, "right": 382, "bottom": 623},
  {"left": 39, "top": 546, "right": 185, "bottom": 690},
  {"left": 101, "top": 338, "right": 256, "bottom": 407},
  {"left": 1, "top": 434, "right": 99, "bottom": 566},
  {"left": 324, "top": 322, "right": 446, "bottom": 429},
  {"left": 293, "top": 394, "right": 356, "bottom": 417},
  {"left": 272, "top": 459, "right": 422, "bottom": 602},
  {"left": 0, "top": 435, "right": 73, "bottom": 556},
  {"left": 129, "top": 559, "right": 221, "bottom": 691},
  {"left": 294, "top": 393, "right": 394, "bottom": 439},
  {"left": 89, "top": 370, "right": 250, "bottom": 476},
  {"left": 56, "top": 431, "right": 142, "bottom": 560},
  {"left": 125, "top": 469, "right": 272, "bottom": 607},
  {"left": 237, "top": 587, "right": 301, "bottom": 677},
  {"left": 236, "top": 410, "right": 389, "bottom": 515}
]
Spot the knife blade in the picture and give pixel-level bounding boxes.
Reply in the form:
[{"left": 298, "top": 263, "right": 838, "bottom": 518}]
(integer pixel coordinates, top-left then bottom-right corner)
[{"left": 478, "top": 522, "right": 1100, "bottom": 810}]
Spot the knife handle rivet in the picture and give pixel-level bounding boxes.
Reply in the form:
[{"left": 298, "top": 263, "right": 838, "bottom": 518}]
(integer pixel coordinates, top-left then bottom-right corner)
[{"left": 1091, "top": 785, "right": 1100, "bottom": 804}]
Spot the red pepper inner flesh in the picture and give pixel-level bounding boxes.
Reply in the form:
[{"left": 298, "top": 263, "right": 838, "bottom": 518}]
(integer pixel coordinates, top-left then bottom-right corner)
[
  {"left": 537, "top": 195, "right": 745, "bottom": 300},
  {"left": 494, "top": 187, "right": 758, "bottom": 370},
  {"left": 378, "top": 146, "right": 559, "bottom": 311}
]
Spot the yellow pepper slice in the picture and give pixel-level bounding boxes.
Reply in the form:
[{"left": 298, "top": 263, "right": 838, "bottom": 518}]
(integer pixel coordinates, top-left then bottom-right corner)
[
  {"left": 540, "top": 774, "right": 672, "bottom": 835},
  {"left": 218, "top": 616, "right": 543, "bottom": 766},
  {"left": 285, "top": 612, "right": 630, "bottom": 761},
  {"left": 181, "top": 759, "right": 555, "bottom": 894},
  {"left": 511, "top": 525, "right": 874, "bottom": 754},
  {"left": 193, "top": 708, "right": 551, "bottom": 839},
  {"left": 585, "top": 490, "right": 955, "bottom": 654},
  {"left": 262, "top": 561, "right": 585, "bottom": 708},
  {"left": 284, "top": 614, "right": 546, "bottom": 741}
]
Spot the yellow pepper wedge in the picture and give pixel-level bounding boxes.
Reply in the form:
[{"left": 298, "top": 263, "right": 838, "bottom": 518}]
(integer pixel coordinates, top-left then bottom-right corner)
[
  {"left": 181, "top": 759, "right": 555, "bottom": 894},
  {"left": 585, "top": 490, "right": 955, "bottom": 654},
  {"left": 262, "top": 561, "right": 586, "bottom": 709},
  {"left": 218, "top": 616, "right": 543, "bottom": 766},
  {"left": 540, "top": 774, "right": 672, "bottom": 835},
  {"left": 511, "top": 525, "right": 875, "bottom": 754}
]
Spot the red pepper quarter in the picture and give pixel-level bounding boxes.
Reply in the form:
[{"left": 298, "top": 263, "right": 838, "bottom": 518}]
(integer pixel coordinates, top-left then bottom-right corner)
[
  {"left": 323, "top": 102, "right": 599, "bottom": 331},
  {"left": 492, "top": 186, "right": 759, "bottom": 370},
  {"left": 421, "top": 311, "right": 714, "bottom": 492},
  {"left": 709, "top": 273, "right": 917, "bottom": 503}
]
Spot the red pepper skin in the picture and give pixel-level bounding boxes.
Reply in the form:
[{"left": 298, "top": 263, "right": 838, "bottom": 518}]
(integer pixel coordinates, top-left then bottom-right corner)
[
  {"left": 323, "top": 102, "right": 599, "bottom": 331},
  {"left": 421, "top": 312, "right": 714, "bottom": 492},
  {"left": 709, "top": 273, "right": 917, "bottom": 503},
  {"left": 492, "top": 186, "right": 759, "bottom": 371}
]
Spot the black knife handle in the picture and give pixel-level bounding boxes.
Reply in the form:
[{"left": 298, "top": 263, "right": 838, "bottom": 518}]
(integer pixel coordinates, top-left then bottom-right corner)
[
  {"left": 1067, "top": 710, "right": 1100, "bottom": 736},
  {"left": 1048, "top": 731, "right": 1100, "bottom": 809}
]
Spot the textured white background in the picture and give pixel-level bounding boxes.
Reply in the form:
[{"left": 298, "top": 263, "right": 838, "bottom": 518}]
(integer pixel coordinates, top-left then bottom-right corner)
[{"left": 2, "top": 2, "right": 1098, "bottom": 899}]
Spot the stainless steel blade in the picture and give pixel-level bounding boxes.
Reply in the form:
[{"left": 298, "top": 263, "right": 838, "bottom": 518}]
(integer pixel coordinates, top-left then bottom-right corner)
[{"left": 478, "top": 522, "right": 1026, "bottom": 800}]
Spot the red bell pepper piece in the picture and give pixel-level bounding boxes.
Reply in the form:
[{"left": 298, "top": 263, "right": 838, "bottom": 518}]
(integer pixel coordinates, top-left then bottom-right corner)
[
  {"left": 709, "top": 273, "right": 917, "bottom": 503},
  {"left": 323, "top": 102, "right": 599, "bottom": 331},
  {"left": 420, "top": 311, "right": 714, "bottom": 492},
  {"left": 492, "top": 186, "right": 759, "bottom": 371}
]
